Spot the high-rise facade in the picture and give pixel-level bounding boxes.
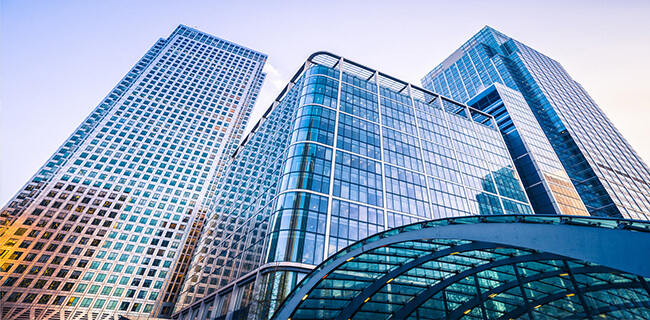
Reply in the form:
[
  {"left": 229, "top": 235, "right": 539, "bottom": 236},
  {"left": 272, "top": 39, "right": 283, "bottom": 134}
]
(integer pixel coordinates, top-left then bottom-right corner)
[
  {"left": 422, "top": 26, "right": 650, "bottom": 220},
  {"left": 466, "top": 83, "right": 588, "bottom": 217},
  {"left": 0, "top": 25, "right": 266, "bottom": 320},
  {"left": 173, "top": 52, "right": 534, "bottom": 320}
]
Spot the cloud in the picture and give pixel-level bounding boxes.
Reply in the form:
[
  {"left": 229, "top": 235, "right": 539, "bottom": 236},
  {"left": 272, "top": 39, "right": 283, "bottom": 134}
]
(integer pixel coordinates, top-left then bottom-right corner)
[
  {"left": 262, "top": 63, "right": 287, "bottom": 91},
  {"left": 243, "top": 62, "right": 289, "bottom": 135}
]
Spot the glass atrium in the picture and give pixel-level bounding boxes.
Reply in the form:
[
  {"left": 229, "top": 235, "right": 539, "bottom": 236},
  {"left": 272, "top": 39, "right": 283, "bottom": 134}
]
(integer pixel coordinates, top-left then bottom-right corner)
[{"left": 275, "top": 215, "right": 650, "bottom": 320}]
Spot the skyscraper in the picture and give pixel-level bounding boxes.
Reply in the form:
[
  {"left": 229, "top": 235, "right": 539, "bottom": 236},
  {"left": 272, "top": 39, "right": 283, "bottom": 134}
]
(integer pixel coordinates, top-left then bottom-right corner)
[
  {"left": 0, "top": 25, "right": 266, "bottom": 320},
  {"left": 466, "top": 83, "right": 589, "bottom": 217},
  {"left": 422, "top": 26, "right": 650, "bottom": 220},
  {"left": 173, "top": 52, "right": 533, "bottom": 320}
]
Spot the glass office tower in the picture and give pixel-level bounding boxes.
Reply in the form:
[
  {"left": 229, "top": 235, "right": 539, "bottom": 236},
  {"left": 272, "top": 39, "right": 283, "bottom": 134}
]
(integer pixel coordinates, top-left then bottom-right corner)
[
  {"left": 173, "top": 52, "right": 533, "bottom": 320},
  {"left": 422, "top": 26, "right": 650, "bottom": 220},
  {"left": 0, "top": 25, "right": 266, "bottom": 320},
  {"left": 466, "top": 83, "right": 588, "bottom": 216}
]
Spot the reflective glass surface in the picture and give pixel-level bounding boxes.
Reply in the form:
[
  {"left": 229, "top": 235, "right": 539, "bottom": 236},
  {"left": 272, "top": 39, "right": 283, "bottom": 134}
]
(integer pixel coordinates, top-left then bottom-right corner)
[
  {"left": 278, "top": 215, "right": 650, "bottom": 320},
  {"left": 422, "top": 26, "right": 650, "bottom": 220},
  {"left": 0, "top": 25, "right": 268, "bottom": 319},
  {"left": 173, "top": 53, "right": 534, "bottom": 320}
]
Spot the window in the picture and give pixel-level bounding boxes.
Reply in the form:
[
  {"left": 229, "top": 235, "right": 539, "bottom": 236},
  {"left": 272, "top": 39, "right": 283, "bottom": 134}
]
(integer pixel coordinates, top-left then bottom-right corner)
[
  {"left": 75, "top": 283, "right": 88, "bottom": 293},
  {"left": 80, "top": 298, "right": 92, "bottom": 307}
]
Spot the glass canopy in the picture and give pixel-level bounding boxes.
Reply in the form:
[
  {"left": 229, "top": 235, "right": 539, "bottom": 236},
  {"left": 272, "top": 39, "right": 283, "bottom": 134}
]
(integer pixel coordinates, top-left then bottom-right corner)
[{"left": 274, "top": 215, "right": 650, "bottom": 320}]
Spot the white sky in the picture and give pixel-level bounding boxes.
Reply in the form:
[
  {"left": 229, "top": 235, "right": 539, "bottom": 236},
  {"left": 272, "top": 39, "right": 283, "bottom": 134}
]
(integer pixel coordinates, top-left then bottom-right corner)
[{"left": 2, "top": 0, "right": 649, "bottom": 205}]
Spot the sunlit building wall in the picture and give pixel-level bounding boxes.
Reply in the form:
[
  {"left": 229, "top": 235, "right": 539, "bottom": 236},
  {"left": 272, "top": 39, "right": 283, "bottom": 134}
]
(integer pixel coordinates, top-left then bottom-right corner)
[{"left": 0, "top": 25, "right": 266, "bottom": 320}]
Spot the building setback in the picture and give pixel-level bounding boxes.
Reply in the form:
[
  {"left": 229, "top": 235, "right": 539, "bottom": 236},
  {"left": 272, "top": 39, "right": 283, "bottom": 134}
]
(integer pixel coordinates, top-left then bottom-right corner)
[
  {"left": 173, "top": 52, "right": 534, "bottom": 319},
  {"left": 0, "top": 25, "right": 266, "bottom": 320},
  {"left": 421, "top": 26, "right": 650, "bottom": 219}
]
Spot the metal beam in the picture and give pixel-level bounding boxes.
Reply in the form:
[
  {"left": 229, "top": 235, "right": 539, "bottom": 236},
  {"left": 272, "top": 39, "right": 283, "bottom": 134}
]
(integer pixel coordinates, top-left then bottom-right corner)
[
  {"left": 389, "top": 252, "right": 562, "bottom": 319},
  {"left": 447, "top": 265, "right": 617, "bottom": 319},
  {"left": 563, "top": 260, "right": 593, "bottom": 319},
  {"left": 513, "top": 262, "right": 535, "bottom": 320},
  {"left": 333, "top": 242, "right": 499, "bottom": 320},
  {"left": 273, "top": 218, "right": 650, "bottom": 320},
  {"left": 474, "top": 273, "right": 488, "bottom": 320},
  {"left": 563, "top": 301, "right": 650, "bottom": 319},
  {"left": 498, "top": 281, "right": 645, "bottom": 320}
]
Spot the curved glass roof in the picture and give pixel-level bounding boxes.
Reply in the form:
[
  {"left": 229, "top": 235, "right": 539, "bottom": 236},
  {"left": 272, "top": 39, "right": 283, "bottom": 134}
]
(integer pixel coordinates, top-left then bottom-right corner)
[{"left": 274, "top": 215, "right": 650, "bottom": 320}]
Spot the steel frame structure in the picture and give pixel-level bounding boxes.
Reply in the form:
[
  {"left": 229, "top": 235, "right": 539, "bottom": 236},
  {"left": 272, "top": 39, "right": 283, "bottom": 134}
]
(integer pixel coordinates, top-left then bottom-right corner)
[{"left": 273, "top": 215, "right": 650, "bottom": 320}]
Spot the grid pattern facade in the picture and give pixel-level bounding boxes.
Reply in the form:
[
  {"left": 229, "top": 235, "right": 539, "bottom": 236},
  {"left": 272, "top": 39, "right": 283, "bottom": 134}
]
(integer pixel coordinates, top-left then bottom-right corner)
[
  {"left": 0, "top": 25, "right": 266, "bottom": 320},
  {"left": 468, "top": 83, "right": 588, "bottom": 216},
  {"left": 276, "top": 215, "right": 650, "bottom": 320},
  {"left": 173, "top": 53, "right": 533, "bottom": 320},
  {"left": 174, "top": 68, "right": 300, "bottom": 312},
  {"left": 421, "top": 26, "right": 650, "bottom": 220}
]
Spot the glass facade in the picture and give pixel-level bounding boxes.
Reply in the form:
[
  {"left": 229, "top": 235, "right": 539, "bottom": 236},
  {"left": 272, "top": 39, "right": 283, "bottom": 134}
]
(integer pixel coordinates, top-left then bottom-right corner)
[
  {"left": 0, "top": 25, "right": 266, "bottom": 319},
  {"left": 422, "top": 26, "right": 650, "bottom": 220},
  {"left": 467, "top": 83, "right": 588, "bottom": 216},
  {"left": 274, "top": 215, "right": 650, "bottom": 320},
  {"left": 5, "top": 24, "right": 642, "bottom": 320},
  {"left": 173, "top": 52, "right": 533, "bottom": 320}
]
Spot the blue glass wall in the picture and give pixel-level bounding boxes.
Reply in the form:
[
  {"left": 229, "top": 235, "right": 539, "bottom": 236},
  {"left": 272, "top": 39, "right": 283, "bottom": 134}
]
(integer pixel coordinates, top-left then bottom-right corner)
[
  {"left": 467, "top": 83, "right": 588, "bottom": 216},
  {"left": 175, "top": 53, "right": 533, "bottom": 319},
  {"left": 422, "top": 26, "right": 650, "bottom": 220}
]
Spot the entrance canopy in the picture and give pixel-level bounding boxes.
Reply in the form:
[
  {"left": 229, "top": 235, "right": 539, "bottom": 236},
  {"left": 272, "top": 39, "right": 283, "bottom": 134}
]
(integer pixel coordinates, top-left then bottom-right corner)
[{"left": 273, "top": 215, "right": 650, "bottom": 320}]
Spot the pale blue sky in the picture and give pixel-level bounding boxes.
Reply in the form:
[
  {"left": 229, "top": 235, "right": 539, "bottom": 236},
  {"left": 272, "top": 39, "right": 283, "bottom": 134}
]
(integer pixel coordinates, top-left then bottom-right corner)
[{"left": 2, "top": 0, "right": 649, "bottom": 205}]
